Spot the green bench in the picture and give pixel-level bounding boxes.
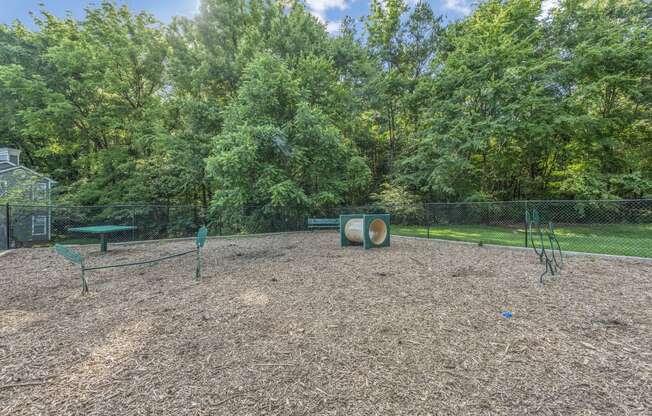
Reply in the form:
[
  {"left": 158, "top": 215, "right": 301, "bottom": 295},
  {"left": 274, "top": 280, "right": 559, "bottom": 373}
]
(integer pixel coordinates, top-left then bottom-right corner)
[
  {"left": 55, "top": 226, "right": 209, "bottom": 294},
  {"left": 307, "top": 218, "right": 339, "bottom": 230}
]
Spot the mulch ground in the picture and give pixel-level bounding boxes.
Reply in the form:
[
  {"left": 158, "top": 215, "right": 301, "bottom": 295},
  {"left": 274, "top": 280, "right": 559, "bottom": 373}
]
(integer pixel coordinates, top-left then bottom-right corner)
[{"left": 1, "top": 232, "right": 651, "bottom": 415}]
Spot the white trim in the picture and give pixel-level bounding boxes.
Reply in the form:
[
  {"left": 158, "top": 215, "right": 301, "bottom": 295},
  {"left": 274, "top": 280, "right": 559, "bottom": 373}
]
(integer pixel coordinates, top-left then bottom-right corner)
[
  {"left": 32, "top": 215, "right": 48, "bottom": 236},
  {"left": 0, "top": 147, "right": 20, "bottom": 165},
  {"left": 0, "top": 149, "right": 18, "bottom": 167}
]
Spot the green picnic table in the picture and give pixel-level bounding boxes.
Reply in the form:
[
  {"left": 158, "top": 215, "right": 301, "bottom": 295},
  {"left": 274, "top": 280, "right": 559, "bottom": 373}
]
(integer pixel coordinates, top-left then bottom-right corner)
[{"left": 67, "top": 225, "right": 137, "bottom": 253}]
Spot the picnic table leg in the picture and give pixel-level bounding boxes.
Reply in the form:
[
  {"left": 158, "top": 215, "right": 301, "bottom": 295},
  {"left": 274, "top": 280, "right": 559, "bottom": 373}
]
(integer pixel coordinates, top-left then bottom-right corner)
[{"left": 100, "top": 233, "right": 108, "bottom": 253}]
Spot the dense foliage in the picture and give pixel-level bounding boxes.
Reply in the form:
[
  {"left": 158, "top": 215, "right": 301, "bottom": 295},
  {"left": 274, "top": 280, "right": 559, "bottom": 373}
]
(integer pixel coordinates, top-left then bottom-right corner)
[{"left": 1, "top": 0, "right": 650, "bottom": 213}]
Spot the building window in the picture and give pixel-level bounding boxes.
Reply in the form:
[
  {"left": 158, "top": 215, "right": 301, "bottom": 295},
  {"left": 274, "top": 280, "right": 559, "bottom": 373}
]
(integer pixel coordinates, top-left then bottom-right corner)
[
  {"left": 33, "top": 182, "right": 48, "bottom": 201},
  {"left": 0, "top": 180, "right": 7, "bottom": 197},
  {"left": 32, "top": 215, "right": 47, "bottom": 236}
]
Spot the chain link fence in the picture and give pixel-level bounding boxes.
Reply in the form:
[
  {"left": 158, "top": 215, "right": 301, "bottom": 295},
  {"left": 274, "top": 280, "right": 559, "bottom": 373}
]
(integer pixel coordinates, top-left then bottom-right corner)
[
  {"left": 1, "top": 203, "right": 308, "bottom": 250},
  {"left": 381, "top": 199, "right": 652, "bottom": 258},
  {"left": 2, "top": 199, "right": 650, "bottom": 258}
]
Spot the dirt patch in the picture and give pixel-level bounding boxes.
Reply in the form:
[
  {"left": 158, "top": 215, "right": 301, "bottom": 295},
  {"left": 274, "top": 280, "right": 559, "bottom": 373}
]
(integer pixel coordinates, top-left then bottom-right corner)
[
  {"left": 229, "top": 248, "right": 285, "bottom": 261},
  {"left": 239, "top": 289, "right": 270, "bottom": 306},
  {"left": 0, "top": 310, "right": 49, "bottom": 337},
  {"left": 0, "top": 233, "right": 651, "bottom": 415}
]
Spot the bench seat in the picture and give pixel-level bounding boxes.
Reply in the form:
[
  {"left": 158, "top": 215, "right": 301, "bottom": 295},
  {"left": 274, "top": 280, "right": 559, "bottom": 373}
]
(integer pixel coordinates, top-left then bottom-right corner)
[{"left": 307, "top": 218, "right": 339, "bottom": 230}]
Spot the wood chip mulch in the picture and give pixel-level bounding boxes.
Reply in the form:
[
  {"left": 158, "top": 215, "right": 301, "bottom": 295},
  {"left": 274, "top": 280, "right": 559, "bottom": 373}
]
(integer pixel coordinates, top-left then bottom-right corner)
[{"left": 1, "top": 232, "right": 651, "bottom": 415}]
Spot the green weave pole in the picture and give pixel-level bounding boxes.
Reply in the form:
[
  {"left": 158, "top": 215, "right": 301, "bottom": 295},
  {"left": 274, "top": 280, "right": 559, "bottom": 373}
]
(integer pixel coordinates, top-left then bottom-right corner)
[
  {"left": 525, "top": 209, "right": 563, "bottom": 284},
  {"left": 195, "top": 248, "right": 201, "bottom": 280},
  {"left": 546, "top": 222, "right": 564, "bottom": 271},
  {"left": 195, "top": 226, "right": 207, "bottom": 280}
]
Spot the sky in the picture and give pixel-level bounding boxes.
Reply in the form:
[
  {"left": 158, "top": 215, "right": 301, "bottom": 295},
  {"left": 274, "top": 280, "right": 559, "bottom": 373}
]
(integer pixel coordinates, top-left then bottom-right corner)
[{"left": 0, "top": 0, "right": 480, "bottom": 33}]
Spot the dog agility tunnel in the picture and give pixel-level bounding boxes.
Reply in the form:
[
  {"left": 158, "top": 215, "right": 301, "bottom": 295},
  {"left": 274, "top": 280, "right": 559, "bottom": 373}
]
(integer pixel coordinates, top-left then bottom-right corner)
[{"left": 340, "top": 214, "right": 390, "bottom": 249}]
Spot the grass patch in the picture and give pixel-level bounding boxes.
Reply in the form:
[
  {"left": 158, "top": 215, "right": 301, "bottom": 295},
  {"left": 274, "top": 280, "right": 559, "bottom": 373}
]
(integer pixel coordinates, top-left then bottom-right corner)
[{"left": 393, "top": 223, "right": 652, "bottom": 258}]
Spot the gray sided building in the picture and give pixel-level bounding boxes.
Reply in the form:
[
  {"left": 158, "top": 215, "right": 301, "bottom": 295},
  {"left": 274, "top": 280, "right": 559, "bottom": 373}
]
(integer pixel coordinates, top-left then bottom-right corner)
[{"left": 0, "top": 148, "right": 56, "bottom": 249}]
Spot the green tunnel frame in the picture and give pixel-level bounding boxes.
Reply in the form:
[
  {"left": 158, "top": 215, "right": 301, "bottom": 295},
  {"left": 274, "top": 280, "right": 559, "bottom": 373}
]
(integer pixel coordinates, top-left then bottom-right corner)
[{"left": 340, "top": 214, "right": 391, "bottom": 249}]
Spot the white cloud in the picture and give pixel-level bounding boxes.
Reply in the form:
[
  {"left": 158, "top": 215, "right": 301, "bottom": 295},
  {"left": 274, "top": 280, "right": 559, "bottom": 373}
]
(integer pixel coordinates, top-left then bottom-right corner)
[
  {"left": 305, "top": 0, "right": 349, "bottom": 23},
  {"left": 326, "top": 20, "right": 342, "bottom": 34},
  {"left": 540, "top": 0, "right": 559, "bottom": 16},
  {"left": 443, "top": 0, "right": 472, "bottom": 16},
  {"left": 377, "top": 0, "right": 419, "bottom": 9}
]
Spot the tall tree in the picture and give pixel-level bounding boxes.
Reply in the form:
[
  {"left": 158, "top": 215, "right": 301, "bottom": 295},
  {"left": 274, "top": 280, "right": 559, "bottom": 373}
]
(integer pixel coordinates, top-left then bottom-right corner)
[
  {"left": 400, "top": 0, "right": 568, "bottom": 201},
  {"left": 1, "top": 0, "right": 649, "bottom": 208},
  {"left": 550, "top": 0, "right": 652, "bottom": 198},
  {"left": 1, "top": 2, "right": 173, "bottom": 203},
  {"left": 205, "top": 52, "right": 371, "bottom": 215},
  {"left": 365, "top": 0, "right": 443, "bottom": 181}
]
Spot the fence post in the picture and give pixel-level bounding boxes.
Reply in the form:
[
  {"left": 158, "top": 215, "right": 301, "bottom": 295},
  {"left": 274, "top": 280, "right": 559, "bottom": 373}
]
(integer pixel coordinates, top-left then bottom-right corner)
[
  {"left": 524, "top": 200, "right": 528, "bottom": 248},
  {"left": 426, "top": 204, "right": 430, "bottom": 239},
  {"left": 167, "top": 205, "right": 171, "bottom": 239},
  {"left": 131, "top": 207, "right": 136, "bottom": 241},
  {"left": 4, "top": 203, "right": 9, "bottom": 249}
]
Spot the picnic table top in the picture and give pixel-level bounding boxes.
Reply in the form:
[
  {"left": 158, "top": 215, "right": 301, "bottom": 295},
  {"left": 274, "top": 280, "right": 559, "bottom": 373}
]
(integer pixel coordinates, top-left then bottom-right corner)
[{"left": 68, "top": 225, "right": 137, "bottom": 234}]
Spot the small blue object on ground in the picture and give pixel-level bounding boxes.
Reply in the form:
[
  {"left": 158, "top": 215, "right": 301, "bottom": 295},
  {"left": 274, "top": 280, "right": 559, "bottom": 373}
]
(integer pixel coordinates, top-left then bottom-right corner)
[{"left": 502, "top": 311, "right": 513, "bottom": 318}]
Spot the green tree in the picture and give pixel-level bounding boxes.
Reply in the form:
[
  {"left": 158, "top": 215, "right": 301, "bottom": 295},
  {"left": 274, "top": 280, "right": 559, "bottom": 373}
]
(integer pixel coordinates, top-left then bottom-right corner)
[
  {"left": 1, "top": 0, "right": 649, "bottom": 209},
  {"left": 206, "top": 53, "right": 371, "bottom": 220},
  {"left": 1, "top": 2, "right": 175, "bottom": 203},
  {"left": 399, "top": 0, "right": 565, "bottom": 201},
  {"left": 365, "top": 0, "right": 443, "bottom": 180},
  {"left": 550, "top": 0, "right": 652, "bottom": 198}
]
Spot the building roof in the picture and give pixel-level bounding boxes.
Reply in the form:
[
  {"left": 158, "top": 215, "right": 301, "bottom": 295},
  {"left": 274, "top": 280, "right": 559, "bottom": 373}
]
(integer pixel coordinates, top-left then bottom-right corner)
[{"left": 0, "top": 165, "right": 57, "bottom": 183}]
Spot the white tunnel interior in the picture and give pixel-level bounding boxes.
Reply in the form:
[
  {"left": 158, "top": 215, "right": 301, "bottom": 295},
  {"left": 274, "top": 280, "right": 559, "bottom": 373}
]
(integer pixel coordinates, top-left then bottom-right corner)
[{"left": 344, "top": 218, "right": 388, "bottom": 245}]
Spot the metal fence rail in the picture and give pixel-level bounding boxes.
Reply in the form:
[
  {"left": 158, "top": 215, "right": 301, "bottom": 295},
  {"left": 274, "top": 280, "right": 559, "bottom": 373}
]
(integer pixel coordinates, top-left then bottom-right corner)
[{"left": 2, "top": 199, "right": 651, "bottom": 258}]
